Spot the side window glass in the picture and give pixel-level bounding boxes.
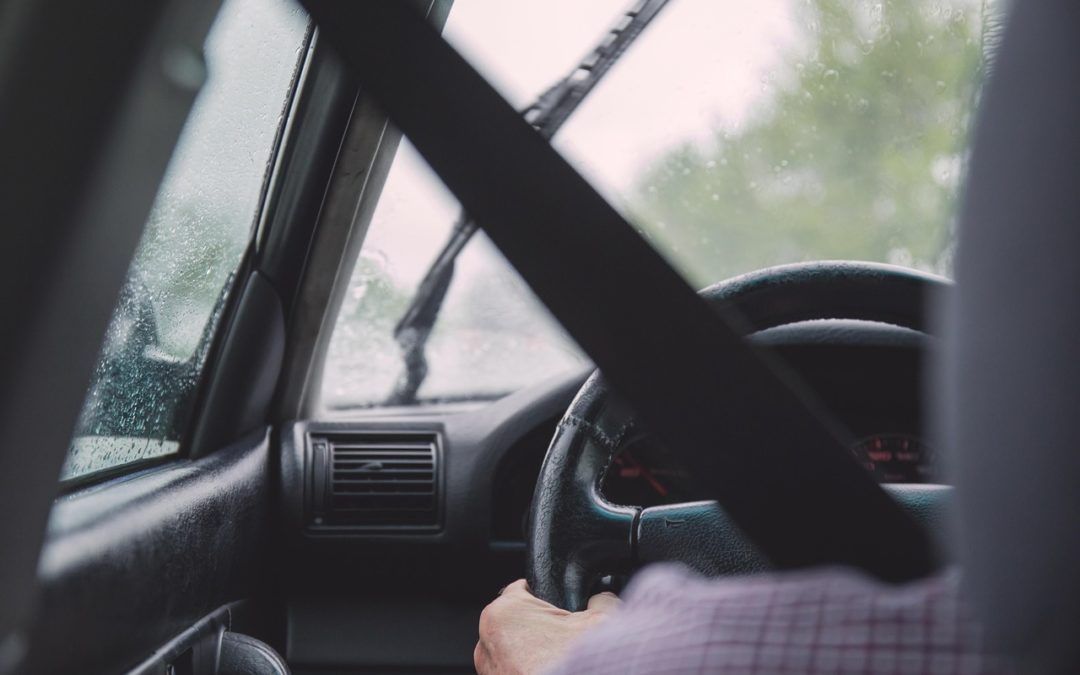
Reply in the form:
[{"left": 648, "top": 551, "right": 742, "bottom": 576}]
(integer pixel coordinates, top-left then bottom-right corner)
[{"left": 61, "top": 0, "right": 308, "bottom": 482}]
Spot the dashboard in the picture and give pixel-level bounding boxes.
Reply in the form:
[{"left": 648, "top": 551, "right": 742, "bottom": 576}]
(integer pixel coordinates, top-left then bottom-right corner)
[
  {"left": 597, "top": 321, "right": 937, "bottom": 509},
  {"left": 279, "top": 318, "right": 941, "bottom": 671},
  {"left": 604, "top": 431, "right": 934, "bottom": 508}
]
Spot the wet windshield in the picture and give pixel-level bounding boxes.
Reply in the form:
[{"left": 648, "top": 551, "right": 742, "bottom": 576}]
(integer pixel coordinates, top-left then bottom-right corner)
[{"left": 321, "top": 0, "right": 992, "bottom": 409}]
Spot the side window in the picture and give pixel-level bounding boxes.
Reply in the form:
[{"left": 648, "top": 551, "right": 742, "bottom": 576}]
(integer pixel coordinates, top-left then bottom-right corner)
[{"left": 61, "top": 0, "right": 309, "bottom": 482}]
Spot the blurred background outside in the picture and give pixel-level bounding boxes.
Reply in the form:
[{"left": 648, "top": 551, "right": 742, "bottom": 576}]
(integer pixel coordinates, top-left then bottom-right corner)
[{"left": 322, "top": 0, "right": 990, "bottom": 408}]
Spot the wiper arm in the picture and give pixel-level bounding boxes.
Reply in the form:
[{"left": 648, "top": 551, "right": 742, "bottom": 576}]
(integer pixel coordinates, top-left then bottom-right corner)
[
  {"left": 388, "top": 212, "right": 474, "bottom": 405},
  {"left": 387, "top": 0, "right": 672, "bottom": 405}
]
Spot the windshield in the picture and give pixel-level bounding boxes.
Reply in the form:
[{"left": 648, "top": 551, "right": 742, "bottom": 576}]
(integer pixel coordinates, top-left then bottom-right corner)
[{"left": 321, "top": 0, "right": 991, "bottom": 410}]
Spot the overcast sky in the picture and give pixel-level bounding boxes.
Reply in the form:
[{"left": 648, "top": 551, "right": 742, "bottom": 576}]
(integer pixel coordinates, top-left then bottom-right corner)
[{"left": 362, "top": 0, "right": 801, "bottom": 287}]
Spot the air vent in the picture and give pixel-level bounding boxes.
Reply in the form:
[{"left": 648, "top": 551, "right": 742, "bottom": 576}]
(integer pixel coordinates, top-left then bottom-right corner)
[{"left": 307, "top": 432, "right": 441, "bottom": 533}]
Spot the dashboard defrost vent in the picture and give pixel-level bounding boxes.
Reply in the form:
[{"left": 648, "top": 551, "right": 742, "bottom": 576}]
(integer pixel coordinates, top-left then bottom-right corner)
[{"left": 307, "top": 432, "right": 441, "bottom": 533}]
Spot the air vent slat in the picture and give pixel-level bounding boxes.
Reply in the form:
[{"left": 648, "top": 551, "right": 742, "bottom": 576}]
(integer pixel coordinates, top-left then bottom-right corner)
[
  {"left": 332, "top": 486, "right": 434, "bottom": 493},
  {"left": 332, "top": 468, "right": 433, "bottom": 474},
  {"left": 333, "top": 478, "right": 434, "bottom": 484},
  {"left": 332, "top": 453, "right": 430, "bottom": 459},
  {"left": 308, "top": 432, "right": 441, "bottom": 532},
  {"left": 330, "top": 508, "right": 436, "bottom": 513},
  {"left": 333, "top": 458, "right": 433, "bottom": 464},
  {"left": 333, "top": 442, "right": 430, "bottom": 447},
  {"left": 331, "top": 454, "right": 431, "bottom": 459},
  {"left": 332, "top": 479, "right": 433, "bottom": 483},
  {"left": 329, "top": 496, "right": 434, "bottom": 503},
  {"left": 332, "top": 444, "right": 432, "bottom": 450},
  {"left": 333, "top": 448, "right": 432, "bottom": 453}
]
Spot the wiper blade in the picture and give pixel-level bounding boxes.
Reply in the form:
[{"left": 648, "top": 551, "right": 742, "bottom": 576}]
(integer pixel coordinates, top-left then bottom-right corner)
[
  {"left": 387, "top": 0, "right": 671, "bottom": 405},
  {"left": 388, "top": 212, "right": 473, "bottom": 405}
]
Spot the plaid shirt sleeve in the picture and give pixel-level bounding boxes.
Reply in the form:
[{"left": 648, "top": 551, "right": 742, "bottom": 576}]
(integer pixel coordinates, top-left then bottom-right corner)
[{"left": 546, "top": 565, "right": 1008, "bottom": 675}]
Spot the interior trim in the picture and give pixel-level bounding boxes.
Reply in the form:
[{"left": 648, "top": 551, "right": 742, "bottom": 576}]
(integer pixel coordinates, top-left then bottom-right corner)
[
  {"left": 26, "top": 430, "right": 274, "bottom": 674},
  {"left": 0, "top": 0, "right": 223, "bottom": 654}
]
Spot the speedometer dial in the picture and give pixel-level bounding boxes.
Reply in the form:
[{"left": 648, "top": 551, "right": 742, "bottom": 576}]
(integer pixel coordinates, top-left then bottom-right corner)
[
  {"left": 602, "top": 433, "right": 937, "bottom": 507},
  {"left": 603, "top": 445, "right": 696, "bottom": 508},
  {"left": 850, "top": 434, "right": 935, "bottom": 483}
]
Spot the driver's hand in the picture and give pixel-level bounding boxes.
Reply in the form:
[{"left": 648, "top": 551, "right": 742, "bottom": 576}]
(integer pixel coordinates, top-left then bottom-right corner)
[{"left": 475, "top": 579, "right": 620, "bottom": 674}]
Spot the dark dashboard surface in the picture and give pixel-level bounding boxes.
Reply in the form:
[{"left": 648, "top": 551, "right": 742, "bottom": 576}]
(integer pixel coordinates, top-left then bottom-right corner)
[
  {"left": 601, "top": 323, "right": 933, "bottom": 507},
  {"left": 279, "top": 319, "right": 938, "bottom": 671}
]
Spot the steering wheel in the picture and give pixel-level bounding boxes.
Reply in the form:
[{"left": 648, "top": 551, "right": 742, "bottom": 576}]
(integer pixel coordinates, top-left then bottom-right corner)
[{"left": 526, "top": 261, "right": 950, "bottom": 611}]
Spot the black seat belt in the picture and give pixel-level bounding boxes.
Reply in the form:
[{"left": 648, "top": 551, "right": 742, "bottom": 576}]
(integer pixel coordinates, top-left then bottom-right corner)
[{"left": 301, "top": 0, "right": 936, "bottom": 582}]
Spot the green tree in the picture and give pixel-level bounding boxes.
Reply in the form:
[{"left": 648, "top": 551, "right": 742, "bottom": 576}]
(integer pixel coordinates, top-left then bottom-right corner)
[{"left": 632, "top": 0, "right": 984, "bottom": 288}]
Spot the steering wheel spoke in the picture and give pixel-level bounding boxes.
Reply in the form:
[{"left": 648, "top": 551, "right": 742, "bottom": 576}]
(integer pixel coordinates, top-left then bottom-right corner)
[{"left": 635, "top": 501, "right": 770, "bottom": 576}]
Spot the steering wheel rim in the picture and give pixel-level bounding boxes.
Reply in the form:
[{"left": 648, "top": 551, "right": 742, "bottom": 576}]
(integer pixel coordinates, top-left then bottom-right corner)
[{"left": 526, "top": 261, "right": 949, "bottom": 611}]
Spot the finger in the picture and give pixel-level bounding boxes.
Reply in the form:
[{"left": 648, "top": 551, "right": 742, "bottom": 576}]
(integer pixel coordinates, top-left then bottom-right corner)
[
  {"left": 586, "top": 591, "right": 621, "bottom": 612},
  {"left": 473, "top": 641, "right": 489, "bottom": 673},
  {"left": 499, "top": 578, "right": 529, "bottom": 597}
]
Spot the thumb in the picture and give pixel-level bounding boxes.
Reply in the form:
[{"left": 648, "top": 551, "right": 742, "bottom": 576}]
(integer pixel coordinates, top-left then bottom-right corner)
[{"left": 586, "top": 591, "right": 621, "bottom": 613}]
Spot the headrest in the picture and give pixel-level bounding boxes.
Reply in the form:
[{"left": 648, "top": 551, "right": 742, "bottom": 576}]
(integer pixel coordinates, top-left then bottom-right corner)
[{"left": 943, "top": 1, "right": 1080, "bottom": 670}]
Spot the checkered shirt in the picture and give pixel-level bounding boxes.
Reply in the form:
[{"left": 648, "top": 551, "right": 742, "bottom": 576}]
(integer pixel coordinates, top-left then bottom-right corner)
[{"left": 548, "top": 565, "right": 1008, "bottom": 675}]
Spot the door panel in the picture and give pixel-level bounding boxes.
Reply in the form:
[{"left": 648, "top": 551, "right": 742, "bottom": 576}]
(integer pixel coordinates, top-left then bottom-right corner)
[{"left": 26, "top": 430, "right": 273, "bottom": 674}]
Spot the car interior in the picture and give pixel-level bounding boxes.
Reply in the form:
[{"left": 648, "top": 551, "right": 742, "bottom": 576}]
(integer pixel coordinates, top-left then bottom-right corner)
[{"left": 1, "top": 0, "right": 1078, "bottom": 673}]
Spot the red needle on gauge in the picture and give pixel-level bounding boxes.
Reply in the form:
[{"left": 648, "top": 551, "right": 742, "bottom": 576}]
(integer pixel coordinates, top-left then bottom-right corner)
[{"left": 617, "top": 452, "right": 669, "bottom": 497}]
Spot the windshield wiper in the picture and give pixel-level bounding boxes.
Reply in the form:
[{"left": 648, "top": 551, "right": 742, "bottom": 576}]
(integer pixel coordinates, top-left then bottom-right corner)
[{"left": 387, "top": 0, "right": 671, "bottom": 405}]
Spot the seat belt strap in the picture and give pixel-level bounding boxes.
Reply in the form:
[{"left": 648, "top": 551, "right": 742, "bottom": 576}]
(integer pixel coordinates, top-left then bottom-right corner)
[{"left": 300, "top": 0, "right": 935, "bottom": 582}]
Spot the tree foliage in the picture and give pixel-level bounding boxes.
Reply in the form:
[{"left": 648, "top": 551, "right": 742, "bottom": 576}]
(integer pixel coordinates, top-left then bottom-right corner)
[{"left": 631, "top": 0, "right": 984, "bottom": 288}]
